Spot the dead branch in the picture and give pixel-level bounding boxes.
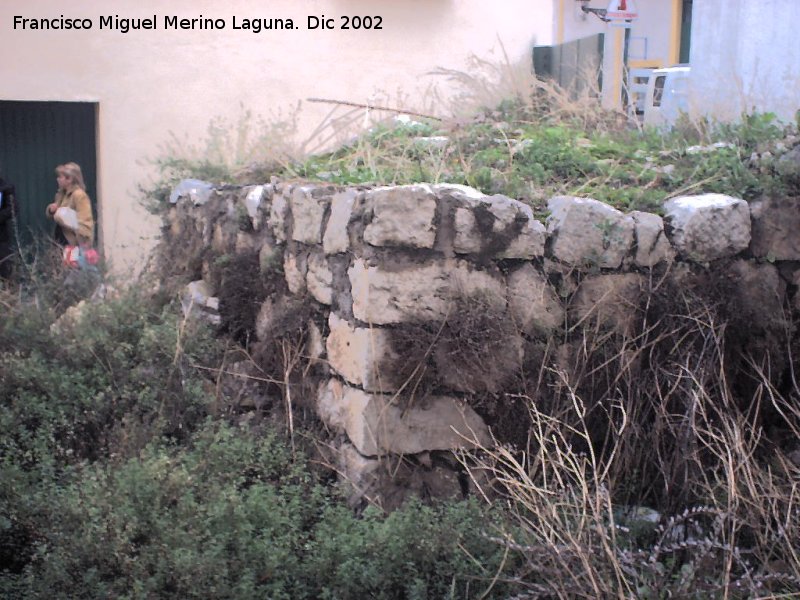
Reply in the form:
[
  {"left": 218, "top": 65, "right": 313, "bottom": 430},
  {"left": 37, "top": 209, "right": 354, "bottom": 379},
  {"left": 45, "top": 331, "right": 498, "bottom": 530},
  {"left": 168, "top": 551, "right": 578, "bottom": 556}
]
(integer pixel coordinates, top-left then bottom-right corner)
[{"left": 306, "top": 97, "right": 442, "bottom": 121}]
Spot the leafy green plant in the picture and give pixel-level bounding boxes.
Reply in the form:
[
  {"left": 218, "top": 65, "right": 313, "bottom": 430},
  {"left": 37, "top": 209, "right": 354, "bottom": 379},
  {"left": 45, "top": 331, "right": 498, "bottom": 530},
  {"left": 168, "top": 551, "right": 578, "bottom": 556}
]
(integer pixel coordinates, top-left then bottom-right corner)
[{"left": 2, "top": 420, "right": 518, "bottom": 599}]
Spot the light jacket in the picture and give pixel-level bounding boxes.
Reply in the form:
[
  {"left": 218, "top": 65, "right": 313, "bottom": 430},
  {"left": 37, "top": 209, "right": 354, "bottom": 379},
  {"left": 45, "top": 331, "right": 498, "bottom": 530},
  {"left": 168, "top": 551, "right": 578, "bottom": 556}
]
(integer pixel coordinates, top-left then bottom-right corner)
[{"left": 47, "top": 187, "right": 94, "bottom": 246}]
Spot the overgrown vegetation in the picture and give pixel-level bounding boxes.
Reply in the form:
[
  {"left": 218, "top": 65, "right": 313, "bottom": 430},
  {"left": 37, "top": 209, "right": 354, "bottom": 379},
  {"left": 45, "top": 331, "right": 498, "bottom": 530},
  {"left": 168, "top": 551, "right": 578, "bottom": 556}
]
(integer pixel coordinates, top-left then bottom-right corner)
[
  {"left": 288, "top": 106, "right": 797, "bottom": 217},
  {"left": 0, "top": 260, "right": 518, "bottom": 599},
  {"left": 7, "top": 60, "right": 800, "bottom": 597},
  {"left": 144, "top": 72, "right": 799, "bottom": 221},
  {"left": 464, "top": 278, "right": 800, "bottom": 597}
]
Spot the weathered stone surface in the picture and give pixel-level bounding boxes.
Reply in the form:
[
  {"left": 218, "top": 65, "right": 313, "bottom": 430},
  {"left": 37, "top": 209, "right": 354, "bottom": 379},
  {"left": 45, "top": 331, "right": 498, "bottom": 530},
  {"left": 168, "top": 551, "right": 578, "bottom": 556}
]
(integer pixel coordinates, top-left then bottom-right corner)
[
  {"left": 571, "top": 273, "right": 645, "bottom": 334},
  {"left": 749, "top": 196, "right": 800, "bottom": 260},
  {"left": 169, "top": 178, "right": 214, "bottom": 206},
  {"left": 728, "top": 260, "right": 787, "bottom": 331},
  {"left": 258, "top": 244, "right": 282, "bottom": 274},
  {"left": 363, "top": 185, "right": 437, "bottom": 248},
  {"left": 235, "top": 231, "right": 260, "bottom": 254},
  {"left": 433, "top": 183, "right": 485, "bottom": 199},
  {"left": 547, "top": 196, "right": 635, "bottom": 268},
  {"left": 435, "top": 332, "right": 525, "bottom": 395},
  {"left": 725, "top": 260, "right": 789, "bottom": 389},
  {"left": 243, "top": 185, "right": 267, "bottom": 230},
  {"left": 349, "top": 258, "right": 506, "bottom": 325},
  {"left": 507, "top": 264, "right": 563, "bottom": 335},
  {"left": 630, "top": 211, "right": 675, "bottom": 267},
  {"left": 336, "top": 443, "right": 463, "bottom": 511},
  {"left": 664, "top": 194, "right": 751, "bottom": 262},
  {"left": 255, "top": 296, "right": 281, "bottom": 342},
  {"left": 776, "top": 145, "right": 800, "bottom": 181},
  {"left": 317, "top": 379, "right": 491, "bottom": 456},
  {"left": 336, "top": 443, "right": 383, "bottom": 507},
  {"left": 323, "top": 189, "right": 359, "bottom": 255},
  {"left": 284, "top": 250, "right": 308, "bottom": 295},
  {"left": 199, "top": 214, "right": 213, "bottom": 248},
  {"left": 307, "top": 319, "right": 327, "bottom": 370},
  {"left": 306, "top": 251, "right": 333, "bottom": 305},
  {"left": 453, "top": 194, "right": 546, "bottom": 259},
  {"left": 166, "top": 206, "right": 182, "bottom": 237},
  {"left": 543, "top": 258, "right": 579, "bottom": 298},
  {"left": 269, "top": 191, "right": 289, "bottom": 243},
  {"left": 180, "top": 280, "right": 220, "bottom": 325},
  {"left": 291, "top": 185, "right": 330, "bottom": 245},
  {"left": 502, "top": 217, "right": 547, "bottom": 259},
  {"left": 326, "top": 313, "right": 400, "bottom": 392},
  {"left": 453, "top": 208, "right": 481, "bottom": 254},
  {"left": 211, "top": 218, "right": 238, "bottom": 254}
]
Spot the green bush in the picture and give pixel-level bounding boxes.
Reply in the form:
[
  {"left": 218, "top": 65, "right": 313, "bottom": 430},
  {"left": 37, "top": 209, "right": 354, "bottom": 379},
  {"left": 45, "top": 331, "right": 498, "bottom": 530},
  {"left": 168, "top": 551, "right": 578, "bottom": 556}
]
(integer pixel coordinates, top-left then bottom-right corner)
[
  {"left": 0, "top": 290, "right": 224, "bottom": 583},
  {"left": 2, "top": 421, "right": 516, "bottom": 599},
  {"left": 0, "top": 286, "right": 518, "bottom": 598},
  {"left": 0, "top": 290, "right": 221, "bottom": 463}
]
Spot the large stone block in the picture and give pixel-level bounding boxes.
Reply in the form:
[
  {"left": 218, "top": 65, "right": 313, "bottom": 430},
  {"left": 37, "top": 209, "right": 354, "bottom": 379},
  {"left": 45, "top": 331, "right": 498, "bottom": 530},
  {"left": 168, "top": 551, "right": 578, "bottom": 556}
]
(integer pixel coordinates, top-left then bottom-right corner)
[
  {"left": 507, "top": 264, "right": 563, "bottom": 335},
  {"left": 336, "top": 443, "right": 464, "bottom": 511},
  {"left": 664, "top": 194, "right": 751, "bottom": 262},
  {"left": 453, "top": 194, "right": 546, "bottom": 259},
  {"left": 323, "top": 189, "right": 359, "bottom": 255},
  {"left": 269, "top": 190, "right": 289, "bottom": 243},
  {"left": 211, "top": 218, "right": 238, "bottom": 254},
  {"left": 336, "top": 443, "right": 383, "bottom": 507},
  {"left": 243, "top": 184, "right": 268, "bottom": 231},
  {"left": 307, "top": 319, "right": 326, "bottom": 369},
  {"left": 284, "top": 250, "right": 308, "bottom": 295},
  {"left": 630, "top": 211, "right": 674, "bottom": 267},
  {"left": 749, "top": 196, "right": 800, "bottom": 260},
  {"left": 235, "top": 231, "right": 261, "bottom": 254},
  {"left": 317, "top": 379, "right": 491, "bottom": 456},
  {"left": 547, "top": 196, "right": 635, "bottom": 268},
  {"left": 363, "top": 185, "right": 437, "bottom": 248},
  {"left": 306, "top": 251, "right": 333, "bottom": 305},
  {"left": 776, "top": 145, "right": 800, "bottom": 181},
  {"left": 349, "top": 258, "right": 506, "bottom": 325},
  {"left": 180, "top": 280, "right": 220, "bottom": 325},
  {"left": 326, "top": 313, "right": 400, "bottom": 392},
  {"left": 433, "top": 183, "right": 485, "bottom": 199},
  {"left": 570, "top": 273, "right": 645, "bottom": 335},
  {"left": 728, "top": 260, "right": 787, "bottom": 332},
  {"left": 258, "top": 244, "right": 282, "bottom": 275},
  {"left": 291, "top": 185, "right": 330, "bottom": 244}
]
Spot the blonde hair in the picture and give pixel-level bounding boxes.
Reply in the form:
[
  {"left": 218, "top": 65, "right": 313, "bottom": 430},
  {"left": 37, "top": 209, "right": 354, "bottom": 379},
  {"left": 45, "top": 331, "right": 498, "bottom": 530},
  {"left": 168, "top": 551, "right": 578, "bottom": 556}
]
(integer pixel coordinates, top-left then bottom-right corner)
[{"left": 55, "top": 162, "right": 86, "bottom": 191}]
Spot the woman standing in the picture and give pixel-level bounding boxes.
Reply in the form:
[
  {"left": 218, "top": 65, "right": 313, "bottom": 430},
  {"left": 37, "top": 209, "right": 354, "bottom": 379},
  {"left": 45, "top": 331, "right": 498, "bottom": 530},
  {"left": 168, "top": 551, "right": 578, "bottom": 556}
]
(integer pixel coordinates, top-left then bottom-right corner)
[{"left": 46, "top": 162, "right": 94, "bottom": 248}]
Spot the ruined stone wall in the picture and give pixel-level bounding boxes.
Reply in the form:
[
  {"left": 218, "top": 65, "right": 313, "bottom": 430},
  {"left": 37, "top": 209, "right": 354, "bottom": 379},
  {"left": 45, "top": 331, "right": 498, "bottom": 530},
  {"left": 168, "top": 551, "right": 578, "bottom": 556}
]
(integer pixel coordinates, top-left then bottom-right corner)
[{"left": 163, "top": 179, "right": 799, "bottom": 509}]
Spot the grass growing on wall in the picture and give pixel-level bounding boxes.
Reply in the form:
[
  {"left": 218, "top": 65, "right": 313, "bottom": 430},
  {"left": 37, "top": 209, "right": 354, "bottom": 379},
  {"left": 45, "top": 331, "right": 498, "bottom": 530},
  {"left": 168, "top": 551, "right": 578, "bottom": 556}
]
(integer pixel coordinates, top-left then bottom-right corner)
[
  {"left": 12, "top": 67, "right": 800, "bottom": 596},
  {"left": 289, "top": 106, "right": 794, "bottom": 216},
  {"left": 143, "top": 72, "right": 798, "bottom": 219}
]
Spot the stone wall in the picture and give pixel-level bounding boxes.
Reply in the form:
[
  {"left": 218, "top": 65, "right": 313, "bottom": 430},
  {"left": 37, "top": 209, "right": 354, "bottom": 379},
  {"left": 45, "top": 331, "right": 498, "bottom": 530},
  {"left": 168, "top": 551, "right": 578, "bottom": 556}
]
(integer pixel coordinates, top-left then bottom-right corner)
[{"left": 162, "top": 179, "right": 799, "bottom": 509}]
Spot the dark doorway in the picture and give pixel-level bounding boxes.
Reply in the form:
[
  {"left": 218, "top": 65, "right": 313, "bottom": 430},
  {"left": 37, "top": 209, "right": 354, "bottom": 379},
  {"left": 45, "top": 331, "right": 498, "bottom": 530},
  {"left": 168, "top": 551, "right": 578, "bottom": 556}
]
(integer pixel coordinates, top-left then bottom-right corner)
[
  {"left": 0, "top": 101, "right": 98, "bottom": 246},
  {"left": 680, "top": 0, "right": 693, "bottom": 64}
]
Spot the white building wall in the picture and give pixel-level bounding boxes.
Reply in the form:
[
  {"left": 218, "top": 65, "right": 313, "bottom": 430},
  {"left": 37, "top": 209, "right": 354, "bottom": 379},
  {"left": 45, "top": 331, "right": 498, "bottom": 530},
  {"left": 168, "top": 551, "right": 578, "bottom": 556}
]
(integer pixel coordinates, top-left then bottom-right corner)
[
  {"left": 689, "top": 0, "right": 800, "bottom": 122},
  {"left": 1, "top": 0, "right": 551, "bottom": 275}
]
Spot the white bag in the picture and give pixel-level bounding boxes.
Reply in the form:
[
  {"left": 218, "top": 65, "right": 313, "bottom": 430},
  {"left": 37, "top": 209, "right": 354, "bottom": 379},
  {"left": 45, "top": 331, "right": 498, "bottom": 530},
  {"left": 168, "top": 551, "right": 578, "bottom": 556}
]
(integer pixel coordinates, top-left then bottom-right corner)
[{"left": 54, "top": 206, "right": 79, "bottom": 232}]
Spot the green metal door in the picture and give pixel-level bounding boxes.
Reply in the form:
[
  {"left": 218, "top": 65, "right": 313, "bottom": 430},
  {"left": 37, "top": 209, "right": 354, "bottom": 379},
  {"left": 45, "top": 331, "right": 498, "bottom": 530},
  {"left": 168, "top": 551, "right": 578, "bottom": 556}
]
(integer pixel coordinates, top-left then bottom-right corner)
[
  {"left": 533, "top": 34, "right": 605, "bottom": 98},
  {"left": 0, "top": 101, "right": 97, "bottom": 245}
]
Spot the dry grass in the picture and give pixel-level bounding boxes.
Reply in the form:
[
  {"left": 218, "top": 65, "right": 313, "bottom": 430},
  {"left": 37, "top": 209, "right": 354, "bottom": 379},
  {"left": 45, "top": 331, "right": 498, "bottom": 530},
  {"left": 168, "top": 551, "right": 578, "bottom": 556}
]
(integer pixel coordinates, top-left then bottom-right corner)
[{"left": 458, "top": 273, "right": 800, "bottom": 598}]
